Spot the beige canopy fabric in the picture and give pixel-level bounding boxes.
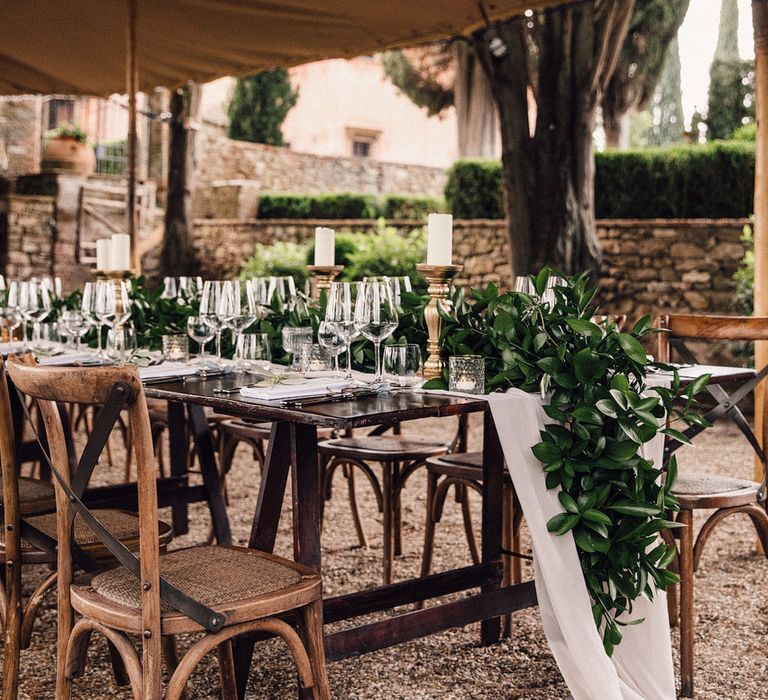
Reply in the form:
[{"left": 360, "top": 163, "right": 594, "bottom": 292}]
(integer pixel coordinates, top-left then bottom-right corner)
[{"left": 0, "top": 0, "right": 562, "bottom": 96}]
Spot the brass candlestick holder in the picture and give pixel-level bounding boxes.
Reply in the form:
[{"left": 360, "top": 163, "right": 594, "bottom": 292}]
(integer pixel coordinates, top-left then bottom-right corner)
[
  {"left": 307, "top": 265, "right": 344, "bottom": 299},
  {"left": 416, "top": 263, "right": 463, "bottom": 380}
]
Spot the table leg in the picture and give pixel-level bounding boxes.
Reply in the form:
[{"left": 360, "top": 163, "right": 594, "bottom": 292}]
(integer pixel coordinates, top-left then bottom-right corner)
[
  {"left": 235, "top": 421, "right": 294, "bottom": 698},
  {"left": 480, "top": 408, "right": 503, "bottom": 645},
  {"left": 291, "top": 423, "right": 321, "bottom": 570},
  {"left": 166, "top": 401, "right": 189, "bottom": 535},
  {"left": 186, "top": 404, "right": 232, "bottom": 545}
]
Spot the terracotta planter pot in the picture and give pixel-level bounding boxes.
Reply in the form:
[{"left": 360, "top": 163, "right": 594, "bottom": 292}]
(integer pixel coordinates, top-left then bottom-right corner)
[{"left": 42, "top": 135, "right": 96, "bottom": 175}]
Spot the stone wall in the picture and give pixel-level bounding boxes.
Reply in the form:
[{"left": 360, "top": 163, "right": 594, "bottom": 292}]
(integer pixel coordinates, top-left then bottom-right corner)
[
  {"left": 0, "top": 98, "right": 41, "bottom": 178},
  {"left": 193, "top": 131, "right": 447, "bottom": 218},
  {"left": 183, "top": 218, "right": 749, "bottom": 320},
  {"left": 5, "top": 194, "right": 56, "bottom": 280}
]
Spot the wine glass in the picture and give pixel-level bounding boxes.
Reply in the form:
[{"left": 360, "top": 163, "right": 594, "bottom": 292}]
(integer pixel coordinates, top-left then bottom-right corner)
[
  {"left": 541, "top": 275, "right": 566, "bottom": 308},
  {"left": 513, "top": 276, "right": 535, "bottom": 295},
  {"left": 354, "top": 280, "right": 399, "bottom": 383},
  {"left": 19, "top": 280, "right": 52, "bottom": 349},
  {"left": 98, "top": 280, "right": 131, "bottom": 330},
  {"left": 281, "top": 327, "right": 313, "bottom": 371},
  {"left": 178, "top": 276, "right": 203, "bottom": 301},
  {"left": 235, "top": 332, "right": 272, "bottom": 374},
  {"left": 200, "top": 280, "right": 225, "bottom": 366},
  {"left": 1, "top": 282, "right": 23, "bottom": 348},
  {"left": 317, "top": 321, "right": 345, "bottom": 376},
  {"left": 268, "top": 276, "right": 297, "bottom": 312},
  {"left": 35, "top": 322, "right": 61, "bottom": 354},
  {"left": 161, "top": 277, "right": 178, "bottom": 299},
  {"left": 80, "top": 281, "right": 99, "bottom": 352},
  {"left": 383, "top": 344, "right": 423, "bottom": 390},
  {"left": 60, "top": 310, "right": 90, "bottom": 352},
  {"left": 363, "top": 276, "right": 413, "bottom": 306},
  {"left": 326, "top": 282, "right": 359, "bottom": 380},
  {"left": 220, "top": 280, "right": 258, "bottom": 369},
  {"left": 187, "top": 316, "right": 216, "bottom": 367},
  {"left": 92, "top": 280, "right": 117, "bottom": 357}
]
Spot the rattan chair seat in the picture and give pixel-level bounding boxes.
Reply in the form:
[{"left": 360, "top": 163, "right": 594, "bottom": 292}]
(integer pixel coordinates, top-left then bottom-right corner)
[
  {"left": 3, "top": 476, "right": 56, "bottom": 515},
  {"left": 73, "top": 545, "right": 322, "bottom": 635},
  {"left": 672, "top": 471, "right": 761, "bottom": 508},
  {"left": 319, "top": 435, "right": 448, "bottom": 460}
]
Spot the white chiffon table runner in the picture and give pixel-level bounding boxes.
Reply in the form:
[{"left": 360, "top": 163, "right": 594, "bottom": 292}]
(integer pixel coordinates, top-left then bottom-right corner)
[{"left": 427, "top": 385, "right": 676, "bottom": 700}]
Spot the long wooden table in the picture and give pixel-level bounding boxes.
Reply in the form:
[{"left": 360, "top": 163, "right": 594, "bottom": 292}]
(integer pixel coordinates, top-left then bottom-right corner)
[{"left": 144, "top": 375, "right": 538, "bottom": 698}]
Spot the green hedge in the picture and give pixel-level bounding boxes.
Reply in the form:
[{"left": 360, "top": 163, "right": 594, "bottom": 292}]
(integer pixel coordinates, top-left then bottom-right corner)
[
  {"left": 257, "top": 193, "right": 379, "bottom": 219},
  {"left": 382, "top": 195, "right": 445, "bottom": 219},
  {"left": 445, "top": 143, "right": 756, "bottom": 220},
  {"left": 256, "top": 192, "right": 446, "bottom": 220},
  {"left": 444, "top": 159, "right": 505, "bottom": 219}
]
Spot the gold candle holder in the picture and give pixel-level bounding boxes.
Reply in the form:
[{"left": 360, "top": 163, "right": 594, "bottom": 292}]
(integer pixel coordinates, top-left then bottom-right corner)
[
  {"left": 307, "top": 265, "right": 344, "bottom": 299},
  {"left": 416, "top": 263, "right": 463, "bottom": 380}
]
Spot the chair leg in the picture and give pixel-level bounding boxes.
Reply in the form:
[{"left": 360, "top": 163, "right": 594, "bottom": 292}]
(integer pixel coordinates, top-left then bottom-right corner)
[
  {"left": 382, "top": 461, "right": 395, "bottom": 585},
  {"left": 162, "top": 636, "right": 189, "bottom": 700},
  {"left": 344, "top": 464, "right": 368, "bottom": 548},
  {"left": 419, "top": 471, "right": 439, "bottom": 582},
  {"left": 2, "top": 559, "right": 23, "bottom": 700},
  {"left": 299, "top": 599, "right": 331, "bottom": 700},
  {"left": 679, "top": 508, "right": 695, "bottom": 698},
  {"left": 460, "top": 484, "right": 480, "bottom": 565},
  {"left": 216, "top": 639, "right": 238, "bottom": 700}
]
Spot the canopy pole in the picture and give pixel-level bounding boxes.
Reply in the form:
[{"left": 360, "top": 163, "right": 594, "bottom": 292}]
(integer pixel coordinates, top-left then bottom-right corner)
[
  {"left": 753, "top": 0, "right": 768, "bottom": 486},
  {"left": 126, "top": 0, "right": 139, "bottom": 272}
]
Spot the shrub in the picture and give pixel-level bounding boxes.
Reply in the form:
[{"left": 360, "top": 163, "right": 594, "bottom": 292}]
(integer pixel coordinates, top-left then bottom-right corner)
[
  {"left": 444, "top": 143, "right": 756, "bottom": 220},
  {"left": 257, "top": 193, "right": 379, "bottom": 219},
  {"left": 344, "top": 224, "right": 427, "bottom": 289},
  {"left": 444, "top": 160, "right": 505, "bottom": 219},
  {"left": 732, "top": 123, "right": 757, "bottom": 142},
  {"left": 239, "top": 241, "right": 311, "bottom": 284},
  {"left": 382, "top": 195, "right": 445, "bottom": 220}
]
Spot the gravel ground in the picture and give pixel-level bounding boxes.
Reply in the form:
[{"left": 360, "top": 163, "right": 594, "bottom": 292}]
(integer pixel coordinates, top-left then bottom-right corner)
[{"left": 3, "top": 415, "right": 768, "bottom": 699}]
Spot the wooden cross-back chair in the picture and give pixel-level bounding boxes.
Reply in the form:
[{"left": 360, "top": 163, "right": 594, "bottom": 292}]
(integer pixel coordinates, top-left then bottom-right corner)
[
  {"left": 7, "top": 356, "right": 330, "bottom": 700},
  {"left": 656, "top": 313, "right": 768, "bottom": 698}
]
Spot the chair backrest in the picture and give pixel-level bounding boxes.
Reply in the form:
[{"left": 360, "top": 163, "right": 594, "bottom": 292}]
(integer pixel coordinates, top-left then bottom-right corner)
[
  {"left": 655, "top": 313, "right": 768, "bottom": 460},
  {"left": 0, "top": 356, "right": 21, "bottom": 579},
  {"left": 6, "top": 355, "right": 164, "bottom": 647}
]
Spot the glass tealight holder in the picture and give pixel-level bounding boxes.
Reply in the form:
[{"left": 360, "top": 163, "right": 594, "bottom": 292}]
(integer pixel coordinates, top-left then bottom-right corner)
[
  {"left": 162, "top": 334, "right": 189, "bottom": 362},
  {"left": 448, "top": 355, "right": 485, "bottom": 394}
]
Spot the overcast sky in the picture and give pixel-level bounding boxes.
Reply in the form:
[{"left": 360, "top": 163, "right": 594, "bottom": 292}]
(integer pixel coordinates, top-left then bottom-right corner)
[{"left": 678, "top": 0, "right": 755, "bottom": 127}]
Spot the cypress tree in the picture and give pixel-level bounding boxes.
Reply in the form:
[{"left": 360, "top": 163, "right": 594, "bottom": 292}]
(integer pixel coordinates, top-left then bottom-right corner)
[{"left": 227, "top": 69, "right": 298, "bottom": 146}]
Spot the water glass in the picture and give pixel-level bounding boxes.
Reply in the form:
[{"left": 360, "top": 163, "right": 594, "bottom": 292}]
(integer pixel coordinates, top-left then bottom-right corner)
[
  {"left": 35, "top": 322, "right": 61, "bottom": 354},
  {"left": 235, "top": 333, "right": 272, "bottom": 373},
  {"left": 161, "top": 277, "right": 178, "bottom": 300},
  {"left": 267, "top": 276, "right": 298, "bottom": 312},
  {"left": 300, "top": 343, "right": 332, "bottom": 373},
  {"left": 162, "top": 334, "right": 189, "bottom": 362},
  {"left": 282, "top": 327, "right": 313, "bottom": 371},
  {"left": 178, "top": 276, "right": 204, "bottom": 300},
  {"left": 106, "top": 326, "right": 137, "bottom": 365},
  {"left": 383, "top": 344, "right": 423, "bottom": 389},
  {"left": 354, "top": 280, "right": 399, "bottom": 383},
  {"left": 317, "top": 321, "right": 345, "bottom": 376},
  {"left": 448, "top": 355, "right": 485, "bottom": 394},
  {"left": 187, "top": 316, "right": 216, "bottom": 366}
]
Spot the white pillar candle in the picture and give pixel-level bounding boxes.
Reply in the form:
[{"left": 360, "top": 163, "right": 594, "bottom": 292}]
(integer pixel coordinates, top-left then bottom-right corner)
[
  {"left": 110, "top": 233, "right": 131, "bottom": 272},
  {"left": 96, "top": 238, "right": 112, "bottom": 272},
  {"left": 314, "top": 226, "right": 335, "bottom": 266},
  {"left": 426, "top": 213, "right": 453, "bottom": 266}
]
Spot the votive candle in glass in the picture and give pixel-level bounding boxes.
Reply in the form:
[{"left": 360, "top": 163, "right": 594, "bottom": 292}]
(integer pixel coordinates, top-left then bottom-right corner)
[
  {"left": 162, "top": 333, "right": 189, "bottom": 362},
  {"left": 449, "top": 355, "right": 485, "bottom": 394}
]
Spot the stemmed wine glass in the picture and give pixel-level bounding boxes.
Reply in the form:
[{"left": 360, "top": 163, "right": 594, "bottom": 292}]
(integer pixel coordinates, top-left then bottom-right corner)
[
  {"left": 161, "top": 277, "right": 178, "bottom": 299},
  {"left": 200, "top": 280, "right": 225, "bottom": 367},
  {"left": 317, "top": 321, "right": 345, "bottom": 376},
  {"left": 187, "top": 316, "right": 216, "bottom": 367},
  {"left": 60, "top": 310, "right": 90, "bottom": 352},
  {"left": 267, "top": 276, "right": 297, "bottom": 312},
  {"left": 1, "top": 282, "right": 23, "bottom": 348},
  {"left": 219, "top": 280, "right": 258, "bottom": 367},
  {"left": 281, "top": 327, "right": 313, "bottom": 371},
  {"left": 18, "top": 280, "right": 52, "bottom": 349},
  {"left": 326, "top": 282, "right": 359, "bottom": 381},
  {"left": 354, "top": 280, "right": 399, "bottom": 384},
  {"left": 178, "top": 276, "right": 203, "bottom": 301}
]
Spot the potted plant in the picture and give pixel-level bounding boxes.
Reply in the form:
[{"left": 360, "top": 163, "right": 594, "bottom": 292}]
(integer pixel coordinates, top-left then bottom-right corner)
[{"left": 42, "top": 124, "right": 95, "bottom": 174}]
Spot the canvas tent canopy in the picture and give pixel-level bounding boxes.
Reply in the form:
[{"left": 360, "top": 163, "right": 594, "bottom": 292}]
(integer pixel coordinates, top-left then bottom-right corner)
[{"left": 0, "top": 0, "right": 564, "bottom": 97}]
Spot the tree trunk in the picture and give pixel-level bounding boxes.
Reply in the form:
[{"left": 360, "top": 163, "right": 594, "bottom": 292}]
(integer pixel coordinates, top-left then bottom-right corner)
[
  {"left": 161, "top": 84, "right": 200, "bottom": 276},
  {"left": 603, "top": 109, "right": 632, "bottom": 149},
  {"left": 454, "top": 42, "right": 499, "bottom": 158},
  {"left": 474, "top": 1, "right": 633, "bottom": 278}
]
